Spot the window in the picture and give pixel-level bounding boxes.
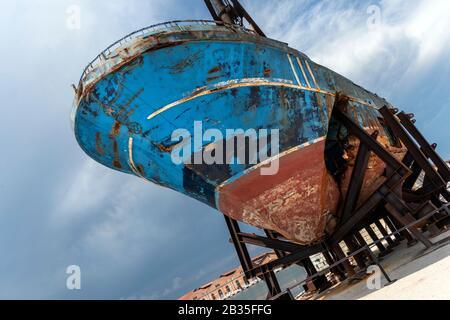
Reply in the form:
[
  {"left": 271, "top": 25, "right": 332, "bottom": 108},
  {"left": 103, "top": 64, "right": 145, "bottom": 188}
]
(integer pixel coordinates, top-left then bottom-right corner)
[
  {"left": 235, "top": 280, "right": 242, "bottom": 290},
  {"left": 211, "top": 293, "right": 216, "bottom": 300},
  {"left": 225, "top": 285, "right": 231, "bottom": 293},
  {"left": 218, "top": 289, "right": 224, "bottom": 299}
]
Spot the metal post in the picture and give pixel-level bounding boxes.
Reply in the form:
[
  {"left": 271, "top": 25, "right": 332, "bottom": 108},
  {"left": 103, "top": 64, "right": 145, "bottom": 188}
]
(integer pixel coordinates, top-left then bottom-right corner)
[
  {"left": 261, "top": 267, "right": 282, "bottom": 298},
  {"left": 322, "top": 250, "right": 346, "bottom": 281},
  {"left": 365, "top": 226, "right": 387, "bottom": 254},
  {"left": 341, "top": 134, "right": 374, "bottom": 222},
  {"left": 374, "top": 220, "right": 395, "bottom": 247},
  {"left": 344, "top": 235, "right": 367, "bottom": 270},
  {"left": 224, "top": 216, "right": 254, "bottom": 279},
  {"left": 330, "top": 243, "right": 355, "bottom": 277}
]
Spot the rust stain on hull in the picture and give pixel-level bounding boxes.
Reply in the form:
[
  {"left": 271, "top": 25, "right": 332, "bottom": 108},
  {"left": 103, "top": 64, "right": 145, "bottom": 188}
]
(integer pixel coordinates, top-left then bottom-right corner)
[
  {"left": 218, "top": 140, "right": 340, "bottom": 244},
  {"left": 95, "top": 132, "right": 105, "bottom": 156},
  {"left": 208, "top": 66, "right": 222, "bottom": 74},
  {"left": 110, "top": 121, "right": 122, "bottom": 138},
  {"left": 111, "top": 138, "right": 122, "bottom": 169},
  {"left": 207, "top": 75, "right": 221, "bottom": 82}
]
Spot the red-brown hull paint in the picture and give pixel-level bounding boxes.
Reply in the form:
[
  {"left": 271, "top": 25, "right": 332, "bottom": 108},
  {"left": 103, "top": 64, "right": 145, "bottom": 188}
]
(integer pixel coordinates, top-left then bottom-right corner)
[{"left": 217, "top": 139, "right": 341, "bottom": 244}]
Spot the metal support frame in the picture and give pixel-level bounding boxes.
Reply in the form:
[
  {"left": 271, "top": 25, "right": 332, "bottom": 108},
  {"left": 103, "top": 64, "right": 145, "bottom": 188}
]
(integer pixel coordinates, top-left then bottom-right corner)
[
  {"left": 221, "top": 100, "right": 450, "bottom": 299},
  {"left": 224, "top": 215, "right": 326, "bottom": 298},
  {"left": 329, "top": 100, "right": 448, "bottom": 250},
  {"left": 264, "top": 229, "right": 330, "bottom": 290},
  {"left": 224, "top": 215, "right": 327, "bottom": 298},
  {"left": 380, "top": 107, "right": 450, "bottom": 202}
]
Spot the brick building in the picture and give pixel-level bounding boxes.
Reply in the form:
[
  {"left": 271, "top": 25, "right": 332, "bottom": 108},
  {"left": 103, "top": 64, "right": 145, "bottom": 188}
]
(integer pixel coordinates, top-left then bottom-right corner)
[{"left": 179, "top": 252, "right": 279, "bottom": 300}]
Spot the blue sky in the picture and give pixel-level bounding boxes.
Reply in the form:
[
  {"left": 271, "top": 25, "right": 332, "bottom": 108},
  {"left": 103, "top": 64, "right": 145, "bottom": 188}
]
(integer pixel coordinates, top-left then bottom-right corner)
[{"left": 0, "top": 0, "right": 449, "bottom": 299}]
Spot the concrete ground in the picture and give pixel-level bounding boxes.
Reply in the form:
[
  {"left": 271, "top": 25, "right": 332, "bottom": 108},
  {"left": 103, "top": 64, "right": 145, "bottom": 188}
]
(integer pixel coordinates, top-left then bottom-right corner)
[{"left": 310, "top": 230, "right": 450, "bottom": 300}]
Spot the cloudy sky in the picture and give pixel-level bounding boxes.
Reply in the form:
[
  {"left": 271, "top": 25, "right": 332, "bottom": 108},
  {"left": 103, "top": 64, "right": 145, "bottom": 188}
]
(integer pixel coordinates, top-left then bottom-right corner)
[{"left": 0, "top": 0, "right": 449, "bottom": 299}]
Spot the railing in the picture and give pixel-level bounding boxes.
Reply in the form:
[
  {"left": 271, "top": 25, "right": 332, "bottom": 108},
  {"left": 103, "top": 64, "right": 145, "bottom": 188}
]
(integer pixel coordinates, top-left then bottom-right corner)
[{"left": 78, "top": 20, "right": 256, "bottom": 87}]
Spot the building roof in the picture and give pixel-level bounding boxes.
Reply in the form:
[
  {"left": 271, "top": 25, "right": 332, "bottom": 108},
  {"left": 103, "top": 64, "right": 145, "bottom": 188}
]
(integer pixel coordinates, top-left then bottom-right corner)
[{"left": 179, "top": 252, "right": 277, "bottom": 300}]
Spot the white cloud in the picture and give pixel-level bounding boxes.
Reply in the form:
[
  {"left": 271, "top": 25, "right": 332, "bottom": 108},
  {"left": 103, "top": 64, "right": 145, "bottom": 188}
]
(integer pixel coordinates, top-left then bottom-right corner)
[
  {"left": 247, "top": 0, "right": 450, "bottom": 96},
  {"left": 127, "top": 253, "right": 237, "bottom": 300},
  {"left": 54, "top": 159, "right": 117, "bottom": 221}
]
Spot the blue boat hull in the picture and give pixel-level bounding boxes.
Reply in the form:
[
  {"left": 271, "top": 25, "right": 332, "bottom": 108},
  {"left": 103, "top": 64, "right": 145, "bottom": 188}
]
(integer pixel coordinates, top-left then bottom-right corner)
[{"left": 73, "top": 22, "right": 404, "bottom": 244}]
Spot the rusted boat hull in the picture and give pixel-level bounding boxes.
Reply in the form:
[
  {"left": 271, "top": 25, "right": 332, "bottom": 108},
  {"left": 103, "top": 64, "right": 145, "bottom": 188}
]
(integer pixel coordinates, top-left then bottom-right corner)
[
  {"left": 217, "top": 138, "right": 340, "bottom": 243},
  {"left": 72, "top": 21, "right": 405, "bottom": 244}
]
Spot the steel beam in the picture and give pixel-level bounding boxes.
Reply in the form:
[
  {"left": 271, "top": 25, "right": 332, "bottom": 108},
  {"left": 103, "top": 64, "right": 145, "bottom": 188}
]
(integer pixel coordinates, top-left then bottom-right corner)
[
  {"left": 365, "top": 225, "right": 387, "bottom": 253},
  {"left": 261, "top": 267, "right": 282, "bottom": 298},
  {"left": 334, "top": 106, "right": 410, "bottom": 174},
  {"left": 398, "top": 112, "right": 450, "bottom": 181},
  {"left": 385, "top": 204, "right": 433, "bottom": 248},
  {"left": 230, "top": 0, "right": 266, "bottom": 36},
  {"left": 264, "top": 229, "right": 287, "bottom": 258},
  {"left": 238, "top": 232, "right": 309, "bottom": 253},
  {"left": 380, "top": 106, "right": 446, "bottom": 190},
  {"left": 331, "top": 170, "right": 405, "bottom": 243},
  {"left": 203, "top": 0, "right": 221, "bottom": 21},
  {"left": 403, "top": 159, "right": 423, "bottom": 191},
  {"left": 268, "top": 244, "right": 324, "bottom": 269},
  {"left": 224, "top": 216, "right": 254, "bottom": 278},
  {"left": 264, "top": 229, "right": 321, "bottom": 287},
  {"left": 341, "top": 134, "right": 374, "bottom": 222},
  {"left": 383, "top": 215, "right": 402, "bottom": 241},
  {"left": 344, "top": 235, "right": 367, "bottom": 269},
  {"left": 322, "top": 250, "right": 346, "bottom": 281},
  {"left": 330, "top": 243, "right": 355, "bottom": 276},
  {"left": 374, "top": 220, "right": 395, "bottom": 246},
  {"left": 402, "top": 151, "right": 414, "bottom": 168}
]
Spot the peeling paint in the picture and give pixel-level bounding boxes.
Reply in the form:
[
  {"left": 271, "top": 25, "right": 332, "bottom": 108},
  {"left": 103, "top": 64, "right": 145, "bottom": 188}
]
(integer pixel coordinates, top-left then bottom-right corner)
[{"left": 73, "top": 21, "right": 403, "bottom": 244}]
